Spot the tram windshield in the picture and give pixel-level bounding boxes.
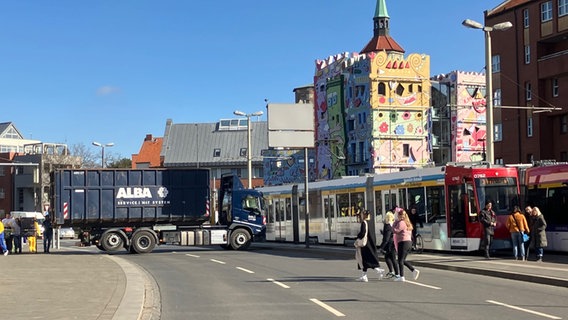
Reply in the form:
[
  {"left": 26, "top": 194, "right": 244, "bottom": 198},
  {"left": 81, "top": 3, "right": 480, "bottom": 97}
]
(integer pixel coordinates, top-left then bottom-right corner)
[{"left": 475, "top": 177, "right": 519, "bottom": 215}]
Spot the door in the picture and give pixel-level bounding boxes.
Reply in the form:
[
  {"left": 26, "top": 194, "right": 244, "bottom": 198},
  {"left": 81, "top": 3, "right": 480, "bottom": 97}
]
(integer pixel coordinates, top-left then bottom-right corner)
[
  {"left": 381, "top": 189, "right": 399, "bottom": 214},
  {"left": 323, "top": 195, "right": 338, "bottom": 242}
]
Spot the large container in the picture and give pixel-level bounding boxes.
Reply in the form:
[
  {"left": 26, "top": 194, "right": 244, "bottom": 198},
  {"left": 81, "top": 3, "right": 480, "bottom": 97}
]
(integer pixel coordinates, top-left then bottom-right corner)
[{"left": 53, "top": 168, "right": 211, "bottom": 228}]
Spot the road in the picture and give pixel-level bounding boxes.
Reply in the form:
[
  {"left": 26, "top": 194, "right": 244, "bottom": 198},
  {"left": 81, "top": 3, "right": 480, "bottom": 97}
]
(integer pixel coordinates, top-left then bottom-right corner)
[{"left": 118, "top": 244, "right": 567, "bottom": 320}]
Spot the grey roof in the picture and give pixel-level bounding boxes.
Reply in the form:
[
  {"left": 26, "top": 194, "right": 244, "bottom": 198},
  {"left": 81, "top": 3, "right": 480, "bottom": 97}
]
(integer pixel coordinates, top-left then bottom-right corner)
[
  {"left": 0, "top": 122, "right": 24, "bottom": 139},
  {"left": 162, "top": 120, "right": 268, "bottom": 167}
]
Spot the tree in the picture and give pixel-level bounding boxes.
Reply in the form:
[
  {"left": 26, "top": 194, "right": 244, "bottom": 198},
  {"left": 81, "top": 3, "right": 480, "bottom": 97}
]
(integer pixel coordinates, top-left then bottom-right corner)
[
  {"left": 70, "top": 143, "right": 98, "bottom": 168},
  {"left": 107, "top": 158, "right": 132, "bottom": 168}
]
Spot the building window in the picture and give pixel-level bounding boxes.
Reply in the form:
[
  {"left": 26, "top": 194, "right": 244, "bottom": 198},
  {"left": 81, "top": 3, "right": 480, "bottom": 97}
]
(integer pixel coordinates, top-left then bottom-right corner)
[
  {"left": 378, "top": 82, "right": 386, "bottom": 95},
  {"left": 552, "top": 78, "right": 559, "bottom": 97},
  {"left": 213, "top": 148, "right": 221, "bottom": 157},
  {"left": 494, "top": 89, "right": 502, "bottom": 106},
  {"left": 524, "top": 9, "right": 530, "bottom": 27},
  {"left": 491, "top": 55, "right": 501, "bottom": 73},
  {"left": 0, "top": 188, "right": 4, "bottom": 199},
  {"left": 524, "top": 45, "right": 531, "bottom": 64},
  {"left": 560, "top": 0, "right": 568, "bottom": 16},
  {"left": 348, "top": 119, "right": 355, "bottom": 131},
  {"left": 527, "top": 117, "right": 533, "bottom": 137},
  {"left": 403, "top": 144, "right": 410, "bottom": 157},
  {"left": 494, "top": 123, "right": 503, "bottom": 142},
  {"left": 526, "top": 82, "right": 532, "bottom": 101},
  {"left": 561, "top": 151, "right": 568, "bottom": 162},
  {"left": 527, "top": 154, "right": 534, "bottom": 163},
  {"left": 561, "top": 115, "right": 568, "bottom": 134},
  {"left": 542, "top": 1, "right": 553, "bottom": 21},
  {"left": 240, "top": 148, "right": 247, "bottom": 157}
]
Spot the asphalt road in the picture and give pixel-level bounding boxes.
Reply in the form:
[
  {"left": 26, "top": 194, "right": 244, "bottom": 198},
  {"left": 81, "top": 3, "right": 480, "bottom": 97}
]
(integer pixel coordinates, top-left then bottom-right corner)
[{"left": 120, "top": 245, "right": 567, "bottom": 320}]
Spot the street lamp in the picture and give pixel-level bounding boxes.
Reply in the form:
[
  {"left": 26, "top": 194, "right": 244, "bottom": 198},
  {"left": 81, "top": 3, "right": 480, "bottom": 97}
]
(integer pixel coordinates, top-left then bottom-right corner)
[
  {"left": 462, "top": 18, "right": 512, "bottom": 164},
  {"left": 233, "top": 110, "right": 264, "bottom": 189},
  {"left": 92, "top": 141, "right": 114, "bottom": 168}
]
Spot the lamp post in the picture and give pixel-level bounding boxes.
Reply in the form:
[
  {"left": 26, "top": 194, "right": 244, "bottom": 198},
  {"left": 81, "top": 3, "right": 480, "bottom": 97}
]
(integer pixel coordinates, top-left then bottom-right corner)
[
  {"left": 233, "top": 110, "right": 264, "bottom": 188},
  {"left": 92, "top": 141, "right": 114, "bottom": 168},
  {"left": 462, "top": 18, "right": 512, "bottom": 164}
]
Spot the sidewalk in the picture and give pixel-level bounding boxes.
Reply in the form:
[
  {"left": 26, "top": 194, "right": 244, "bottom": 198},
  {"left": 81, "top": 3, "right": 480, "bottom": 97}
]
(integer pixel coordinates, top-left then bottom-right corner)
[{"left": 2, "top": 243, "right": 158, "bottom": 320}]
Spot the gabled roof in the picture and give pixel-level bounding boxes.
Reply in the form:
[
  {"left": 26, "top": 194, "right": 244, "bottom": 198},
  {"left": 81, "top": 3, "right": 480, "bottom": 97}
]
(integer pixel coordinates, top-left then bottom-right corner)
[
  {"left": 162, "top": 120, "right": 268, "bottom": 167},
  {"left": 132, "top": 134, "right": 163, "bottom": 168},
  {"left": 0, "top": 122, "right": 24, "bottom": 139}
]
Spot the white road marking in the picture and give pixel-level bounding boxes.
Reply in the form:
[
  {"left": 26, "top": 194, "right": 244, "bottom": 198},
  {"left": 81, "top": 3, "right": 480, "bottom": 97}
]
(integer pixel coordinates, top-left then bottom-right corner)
[
  {"left": 267, "top": 278, "right": 290, "bottom": 289},
  {"left": 236, "top": 267, "right": 255, "bottom": 274},
  {"left": 210, "top": 259, "right": 226, "bottom": 265},
  {"left": 405, "top": 280, "right": 441, "bottom": 290},
  {"left": 487, "top": 300, "right": 562, "bottom": 319},
  {"left": 310, "top": 298, "right": 346, "bottom": 317},
  {"left": 185, "top": 254, "right": 200, "bottom": 258}
]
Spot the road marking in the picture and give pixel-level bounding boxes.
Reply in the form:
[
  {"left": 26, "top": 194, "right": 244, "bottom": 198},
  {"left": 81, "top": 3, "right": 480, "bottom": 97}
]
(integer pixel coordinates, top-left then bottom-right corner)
[
  {"left": 310, "top": 298, "right": 345, "bottom": 317},
  {"left": 210, "top": 259, "right": 226, "bottom": 265},
  {"left": 267, "top": 278, "right": 290, "bottom": 289},
  {"left": 236, "top": 267, "right": 255, "bottom": 274},
  {"left": 185, "top": 254, "right": 200, "bottom": 258},
  {"left": 487, "top": 300, "right": 562, "bottom": 319},
  {"left": 405, "top": 281, "right": 441, "bottom": 290}
]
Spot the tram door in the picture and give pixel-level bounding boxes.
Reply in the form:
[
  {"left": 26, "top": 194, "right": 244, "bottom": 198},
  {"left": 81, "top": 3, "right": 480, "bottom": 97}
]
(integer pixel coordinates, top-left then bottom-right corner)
[
  {"left": 274, "top": 198, "right": 286, "bottom": 241},
  {"left": 381, "top": 190, "right": 399, "bottom": 214},
  {"left": 323, "top": 194, "right": 338, "bottom": 242}
]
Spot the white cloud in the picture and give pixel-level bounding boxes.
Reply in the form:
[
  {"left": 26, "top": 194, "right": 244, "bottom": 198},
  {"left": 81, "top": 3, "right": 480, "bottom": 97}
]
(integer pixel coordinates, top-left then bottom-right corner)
[{"left": 96, "top": 86, "right": 121, "bottom": 96}]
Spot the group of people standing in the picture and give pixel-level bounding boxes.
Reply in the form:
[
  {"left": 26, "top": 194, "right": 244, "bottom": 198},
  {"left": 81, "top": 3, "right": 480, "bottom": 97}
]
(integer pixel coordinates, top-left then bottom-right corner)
[
  {"left": 354, "top": 207, "right": 421, "bottom": 283},
  {"left": 1, "top": 212, "right": 54, "bottom": 255},
  {"left": 480, "top": 200, "right": 548, "bottom": 262}
]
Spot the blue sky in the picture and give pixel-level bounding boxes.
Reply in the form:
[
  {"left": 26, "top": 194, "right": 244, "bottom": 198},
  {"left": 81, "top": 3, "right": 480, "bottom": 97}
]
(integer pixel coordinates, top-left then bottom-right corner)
[{"left": 0, "top": 0, "right": 504, "bottom": 158}]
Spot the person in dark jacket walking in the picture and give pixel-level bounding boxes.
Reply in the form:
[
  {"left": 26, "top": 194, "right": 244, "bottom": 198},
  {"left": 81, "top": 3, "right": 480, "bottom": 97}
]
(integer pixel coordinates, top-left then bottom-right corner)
[
  {"left": 408, "top": 205, "right": 423, "bottom": 248},
  {"left": 354, "top": 210, "right": 384, "bottom": 282},
  {"left": 479, "top": 200, "right": 496, "bottom": 259},
  {"left": 42, "top": 212, "right": 53, "bottom": 253},
  {"left": 528, "top": 206, "right": 548, "bottom": 262},
  {"left": 379, "top": 211, "right": 398, "bottom": 279}
]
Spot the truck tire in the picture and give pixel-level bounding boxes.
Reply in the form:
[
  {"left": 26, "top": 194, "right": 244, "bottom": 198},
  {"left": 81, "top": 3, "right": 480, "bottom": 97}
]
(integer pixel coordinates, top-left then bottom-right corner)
[
  {"left": 131, "top": 230, "right": 156, "bottom": 254},
  {"left": 230, "top": 229, "right": 251, "bottom": 250},
  {"left": 101, "top": 231, "right": 124, "bottom": 252}
]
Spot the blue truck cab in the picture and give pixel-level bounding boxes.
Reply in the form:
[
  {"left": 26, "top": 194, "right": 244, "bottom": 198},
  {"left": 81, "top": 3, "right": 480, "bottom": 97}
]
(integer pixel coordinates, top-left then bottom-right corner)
[{"left": 218, "top": 174, "right": 266, "bottom": 250}]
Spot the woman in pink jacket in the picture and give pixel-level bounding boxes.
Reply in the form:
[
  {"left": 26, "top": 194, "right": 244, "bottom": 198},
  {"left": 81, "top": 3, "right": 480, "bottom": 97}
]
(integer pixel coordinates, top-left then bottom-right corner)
[{"left": 392, "top": 209, "right": 420, "bottom": 282}]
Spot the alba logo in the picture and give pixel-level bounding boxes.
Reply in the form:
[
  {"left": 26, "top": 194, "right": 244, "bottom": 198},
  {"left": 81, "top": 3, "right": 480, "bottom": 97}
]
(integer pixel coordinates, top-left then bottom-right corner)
[{"left": 117, "top": 187, "right": 153, "bottom": 199}]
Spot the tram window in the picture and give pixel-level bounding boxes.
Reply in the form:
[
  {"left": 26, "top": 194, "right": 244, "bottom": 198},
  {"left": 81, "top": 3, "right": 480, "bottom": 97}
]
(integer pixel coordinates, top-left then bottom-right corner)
[
  {"left": 426, "top": 186, "right": 445, "bottom": 222},
  {"left": 351, "top": 192, "right": 365, "bottom": 216},
  {"left": 337, "top": 193, "right": 352, "bottom": 217},
  {"left": 374, "top": 190, "right": 382, "bottom": 218},
  {"left": 285, "top": 198, "right": 292, "bottom": 221},
  {"left": 266, "top": 198, "right": 274, "bottom": 223},
  {"left": 408, "top": 187, "right": 425, "bottom": 215}
]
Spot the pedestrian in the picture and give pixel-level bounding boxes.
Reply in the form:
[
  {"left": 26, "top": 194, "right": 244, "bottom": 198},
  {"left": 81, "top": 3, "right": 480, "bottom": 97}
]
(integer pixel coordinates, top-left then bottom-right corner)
[
  {"left": 11, "top": 218, "right": 22, "bottom": 254},
  {"left": 28, "top": 218, "right": 40, "bottom": 253},
  {"left": 479, "top": 200, "right": 496, "bottom": 259},
  {"left": 408, "top": 205, "right": 423, "bottom": 249},
  {"left": 354, "top": 209, "right": 384, "bottom": 282},
  {"left": 2, "top": 213, "right": 13, "bottom": 253},
  {"left": 0, "top": 215, "right": 8, "bottom": 256},
  {"left": 392, "top": 208, "right": 420, "bottom": 282},
  {"left": 378, "top": 211, "right": 398, "bottom": 279},
  {"left": 505, "top": 205, "right": 529, "bottom": 260},
  {"left": 42, "top": 212, "right": 53, "bottom": 253},
  {"left": 528, "top": 206, "right": 547, "bottom": 262}
]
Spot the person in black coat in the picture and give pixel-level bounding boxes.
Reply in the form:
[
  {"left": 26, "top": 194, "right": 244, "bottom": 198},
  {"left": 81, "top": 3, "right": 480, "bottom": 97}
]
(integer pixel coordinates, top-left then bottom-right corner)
[
  {"left": 479, "top": 200, "right": 497, "bottom": 258},
  {"left": 354, "top": 210, "right": 384, "bottom": 282},
  {"left": 379, "top": 211, "right": 398, "bottom": 279}
]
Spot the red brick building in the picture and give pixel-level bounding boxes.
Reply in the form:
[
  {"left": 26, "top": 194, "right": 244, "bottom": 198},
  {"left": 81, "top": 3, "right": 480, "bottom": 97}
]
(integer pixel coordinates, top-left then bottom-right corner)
[{"left": 487, "top": 0, "right": 568, "bottom": 163}]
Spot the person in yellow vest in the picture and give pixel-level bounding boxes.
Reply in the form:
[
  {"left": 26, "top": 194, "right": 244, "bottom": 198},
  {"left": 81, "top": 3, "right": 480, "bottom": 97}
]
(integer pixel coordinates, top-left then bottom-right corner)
[
  {"left": 28, "top": 218, "right": 40, "bottom": 253},
  {"left": 0, "top": 218, "right": 8, "bottom": 256}
]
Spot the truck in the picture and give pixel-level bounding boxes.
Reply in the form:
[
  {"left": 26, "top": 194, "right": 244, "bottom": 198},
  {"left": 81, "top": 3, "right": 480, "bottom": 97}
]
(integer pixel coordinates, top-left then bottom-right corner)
[{"left": 51, "top": 168, "right": 266, "bottom": 253}]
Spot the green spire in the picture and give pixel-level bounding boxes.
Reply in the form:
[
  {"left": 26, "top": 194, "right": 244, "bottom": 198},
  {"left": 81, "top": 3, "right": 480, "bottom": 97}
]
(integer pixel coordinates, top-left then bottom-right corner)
[{"left": 375, "top": 0, "right": 389, "bottom": 18}]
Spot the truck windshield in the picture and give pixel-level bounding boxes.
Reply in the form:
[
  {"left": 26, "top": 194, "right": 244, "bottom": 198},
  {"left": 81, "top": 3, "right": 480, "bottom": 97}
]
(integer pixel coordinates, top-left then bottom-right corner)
[{"left": 243, "top": 195, "right": 262, "bottom": 214}]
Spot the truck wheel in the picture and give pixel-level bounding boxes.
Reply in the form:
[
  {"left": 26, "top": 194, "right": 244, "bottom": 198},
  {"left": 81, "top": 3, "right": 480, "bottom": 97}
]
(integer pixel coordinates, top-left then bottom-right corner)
[
  {"left": 131, "top": 230, "right": 156, "bottom": 254},
  {"left": 230, "top": 229, "right": 251, "bottom": 250},
  {"left": 101, "top": 231, "right": 124, "bottom": 252},
  {"left": 96, "top": 244, "right": 105, "bottom": 251}
]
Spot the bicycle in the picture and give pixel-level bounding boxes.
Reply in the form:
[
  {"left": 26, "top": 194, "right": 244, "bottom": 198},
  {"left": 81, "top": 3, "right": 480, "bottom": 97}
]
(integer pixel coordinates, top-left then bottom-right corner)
[{"left": 411, "top": 234, "right": 423, "bottom": 254}]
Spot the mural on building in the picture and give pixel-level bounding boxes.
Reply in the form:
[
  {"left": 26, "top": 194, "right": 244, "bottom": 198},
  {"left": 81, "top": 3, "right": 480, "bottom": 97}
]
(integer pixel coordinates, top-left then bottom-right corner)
[
  {"left": 449, "top": 71, "right": 487, "bottom": 162},
  {"left": 369, "top": 51, "right": 431, "bottom": 171},
  {"left": 262, "top": 149, "right": 316, "bottom": 186}
]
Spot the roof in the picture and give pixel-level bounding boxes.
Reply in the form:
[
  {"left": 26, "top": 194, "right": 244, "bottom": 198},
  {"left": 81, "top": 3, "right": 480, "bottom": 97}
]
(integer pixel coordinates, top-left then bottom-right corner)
[
  {"left": 487, "top": 0, "right": 531, "bottom": 17},
  {"left": 0, "top": 122, "right": 24, "bottom": 139},
  {"left": 360, "top": 35, "right": 405, "bottom": 54},
  {"left": 132, "top": 134, "right": 163, "bottom": 168},
  {"left": 162, "top": 120, "right": 268, "bottom": 167}
]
